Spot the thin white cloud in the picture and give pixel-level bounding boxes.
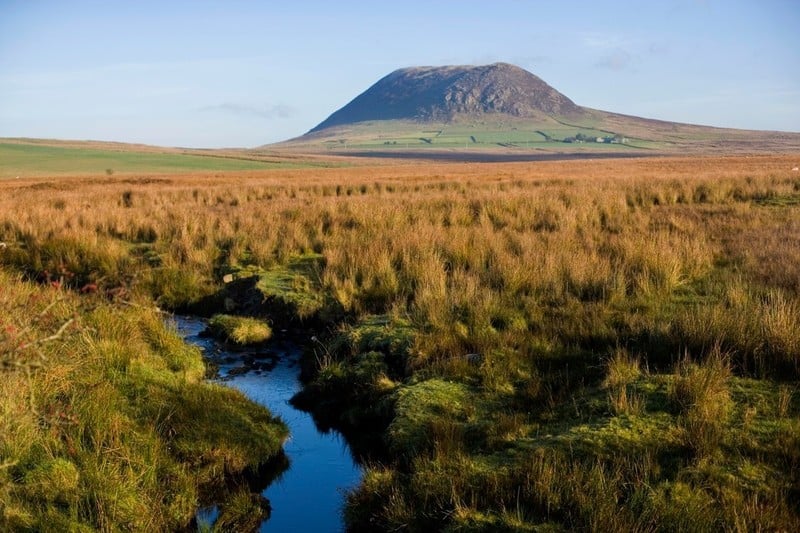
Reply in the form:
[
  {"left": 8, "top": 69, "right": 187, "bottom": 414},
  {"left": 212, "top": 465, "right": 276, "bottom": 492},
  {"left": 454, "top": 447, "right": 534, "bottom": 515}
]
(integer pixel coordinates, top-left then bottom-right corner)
[{"left": 199, "top": 103, "right": 296, "bottom": 120}]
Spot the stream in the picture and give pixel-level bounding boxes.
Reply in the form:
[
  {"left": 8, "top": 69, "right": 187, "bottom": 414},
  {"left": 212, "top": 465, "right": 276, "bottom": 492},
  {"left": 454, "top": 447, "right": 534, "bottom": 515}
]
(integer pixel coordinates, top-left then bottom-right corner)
[{"left": 172, "top": 316, "right": 362, "bottom": 532}]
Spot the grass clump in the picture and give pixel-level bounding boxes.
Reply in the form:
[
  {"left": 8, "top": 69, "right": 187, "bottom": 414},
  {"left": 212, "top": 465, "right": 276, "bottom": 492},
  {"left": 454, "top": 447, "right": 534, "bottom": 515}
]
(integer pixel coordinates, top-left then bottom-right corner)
[
  {"left": 670, "top": 349, "right": 732, "bottom": 458},
  {"left": 209, "top": 489, "right": 271, "bottom": 532},
  {"left": 20, "top": 458, "right": 80, "bottom": 505},
  {"left": 207, "top": 314, "right": 272, "bottom": 345},
  {"left": 294, "top": 313, "right": 415, "bottom": 424},
  {"left": 388, "top": 379, "right": 473, "bottom": 459},
  {"left": 329, "top": 314, "right": 416, "bottom": 378},
  {"left": 0, "top": 270, "right": 287, "bottom": 531},
  {"left": 255, "top": 254, "right": 327, "bottom": 320},
  {"left": 604, "top": 349, "right": 644, "bottom": 416}
]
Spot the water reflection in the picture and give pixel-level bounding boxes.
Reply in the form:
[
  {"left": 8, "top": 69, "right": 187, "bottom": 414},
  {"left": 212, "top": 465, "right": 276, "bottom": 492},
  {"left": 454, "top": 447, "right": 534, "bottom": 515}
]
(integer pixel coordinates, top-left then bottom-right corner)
[{"left": 173, "top": 316, "right": 362, "bottom": 532}]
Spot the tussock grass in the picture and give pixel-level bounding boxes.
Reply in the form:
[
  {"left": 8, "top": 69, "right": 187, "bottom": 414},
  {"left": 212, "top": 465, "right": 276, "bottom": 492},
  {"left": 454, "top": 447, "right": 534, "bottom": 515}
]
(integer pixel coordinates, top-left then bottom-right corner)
[
  {"left": 603, "top": 348, "right": 642, "bottom": 390},
  {"left": 670, "top": 348, "right": 732, "bottom": 457},
  {"left": 1, "top": 155, "right": 799, "bottom": 530},
  {"left": 207, "top": 314, "right": 272, "bottom": 345},
  {"left": 0, "top": 271, "right": 287, "bottom": 530}
]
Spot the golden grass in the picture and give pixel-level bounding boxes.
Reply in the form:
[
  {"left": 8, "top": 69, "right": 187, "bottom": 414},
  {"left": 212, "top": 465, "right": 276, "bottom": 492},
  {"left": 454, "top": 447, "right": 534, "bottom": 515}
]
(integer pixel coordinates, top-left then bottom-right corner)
[
  {"left": 1, "top": 153, "right": 799, "bottom": 530},
  {"left": 207, "top": 314, "right": 272, "bottom": 345}
]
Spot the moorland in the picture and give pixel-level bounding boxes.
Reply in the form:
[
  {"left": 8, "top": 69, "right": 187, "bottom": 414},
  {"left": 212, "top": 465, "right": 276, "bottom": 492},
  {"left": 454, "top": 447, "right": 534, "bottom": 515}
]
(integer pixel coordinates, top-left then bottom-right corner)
[{"left": 1, "top": 144, "right": 799, "bottom": 531}]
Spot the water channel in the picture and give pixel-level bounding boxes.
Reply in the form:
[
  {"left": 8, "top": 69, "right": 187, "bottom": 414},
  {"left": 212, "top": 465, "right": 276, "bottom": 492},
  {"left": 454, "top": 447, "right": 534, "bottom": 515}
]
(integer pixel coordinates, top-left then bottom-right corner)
[{"left": 173, "top": 316, "right": 362, "bottom": 532}]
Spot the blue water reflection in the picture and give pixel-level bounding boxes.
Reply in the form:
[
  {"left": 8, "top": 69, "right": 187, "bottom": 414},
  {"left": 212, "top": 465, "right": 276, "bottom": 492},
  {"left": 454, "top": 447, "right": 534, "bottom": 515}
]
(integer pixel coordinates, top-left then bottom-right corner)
[{"left": 174, "top": 316, "right": 362, "bottom": 532}]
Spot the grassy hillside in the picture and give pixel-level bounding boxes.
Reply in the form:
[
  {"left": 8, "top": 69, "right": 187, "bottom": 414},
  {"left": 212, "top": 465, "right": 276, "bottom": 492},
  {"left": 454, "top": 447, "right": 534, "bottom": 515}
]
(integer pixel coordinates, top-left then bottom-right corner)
[
  {"left": 276, "top": 112, "right": 800, "bottom": 155},
  {"left": 1, "top": 155, "right": 799, "bottom": 530},
  {"left": 0, "top": 139, "right": 341, "bottom": 178}
]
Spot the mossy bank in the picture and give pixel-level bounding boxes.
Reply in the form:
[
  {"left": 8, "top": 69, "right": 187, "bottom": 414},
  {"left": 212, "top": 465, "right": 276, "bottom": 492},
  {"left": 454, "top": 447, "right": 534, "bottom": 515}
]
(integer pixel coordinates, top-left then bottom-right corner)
[{"left": 0, "top": 270, "right": 287, "bottom": 531}]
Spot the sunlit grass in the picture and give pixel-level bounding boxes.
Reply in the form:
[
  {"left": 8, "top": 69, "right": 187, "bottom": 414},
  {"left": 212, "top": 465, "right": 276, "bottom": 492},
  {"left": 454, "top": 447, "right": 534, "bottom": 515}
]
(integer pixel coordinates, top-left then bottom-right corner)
[
  {"left": 0, "top": 271, "right": 286, "bottom": 530},
  {"left": 207, "top": 314, "right": 272, "bottom": 345},
  {"left": 1, "top": 154, "right": 798, "bottom": 530}
]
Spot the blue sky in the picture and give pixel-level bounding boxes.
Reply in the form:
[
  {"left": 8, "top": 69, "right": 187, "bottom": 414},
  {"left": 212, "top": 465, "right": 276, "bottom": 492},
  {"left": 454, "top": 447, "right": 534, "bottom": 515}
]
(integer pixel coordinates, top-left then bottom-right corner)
[{"left": 1, "top": 0, "right": 797, "bottom": 147}]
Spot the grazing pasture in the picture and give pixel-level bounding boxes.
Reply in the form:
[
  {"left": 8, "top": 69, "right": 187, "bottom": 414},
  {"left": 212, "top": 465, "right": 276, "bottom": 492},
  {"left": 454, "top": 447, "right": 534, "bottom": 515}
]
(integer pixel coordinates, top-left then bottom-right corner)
[{"left": 0, "top": 139, "right": 341, "bottom": 178}]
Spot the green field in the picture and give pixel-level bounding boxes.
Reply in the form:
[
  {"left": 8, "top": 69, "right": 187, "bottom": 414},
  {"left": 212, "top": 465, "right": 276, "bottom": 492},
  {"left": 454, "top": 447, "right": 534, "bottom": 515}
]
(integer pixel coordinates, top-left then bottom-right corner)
[
  {"left": 0, "top": 141, "right": 316, "bottom": 177},
  {"left": 295, "top": 117, "right": 656, "bottom": 152},
  {"left": 282, "top": 109, "right": 800, "bottom": 156}
]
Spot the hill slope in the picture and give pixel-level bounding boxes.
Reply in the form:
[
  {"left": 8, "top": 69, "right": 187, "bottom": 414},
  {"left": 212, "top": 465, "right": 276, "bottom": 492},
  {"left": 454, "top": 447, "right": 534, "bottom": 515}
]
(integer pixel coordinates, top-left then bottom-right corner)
[
  {"left": 310, "top": 62, "right": 582, "bottom": 132},
  {"left": 275, "top": 63, "right": 800, "bottom": 157}
]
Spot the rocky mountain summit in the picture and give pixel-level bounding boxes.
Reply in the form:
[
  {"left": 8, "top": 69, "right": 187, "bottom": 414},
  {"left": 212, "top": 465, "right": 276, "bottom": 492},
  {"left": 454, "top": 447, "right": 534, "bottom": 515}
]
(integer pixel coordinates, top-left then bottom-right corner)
[{"left": 310, "top": 63, "right": 582, "bottom": 132}]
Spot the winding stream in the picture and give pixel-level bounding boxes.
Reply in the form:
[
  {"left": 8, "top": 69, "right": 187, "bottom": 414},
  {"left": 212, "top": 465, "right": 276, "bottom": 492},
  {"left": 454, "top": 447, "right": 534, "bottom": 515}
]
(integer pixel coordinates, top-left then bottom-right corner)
[{"left": 172, "top": 316, "right": 362, "bottom": 532}]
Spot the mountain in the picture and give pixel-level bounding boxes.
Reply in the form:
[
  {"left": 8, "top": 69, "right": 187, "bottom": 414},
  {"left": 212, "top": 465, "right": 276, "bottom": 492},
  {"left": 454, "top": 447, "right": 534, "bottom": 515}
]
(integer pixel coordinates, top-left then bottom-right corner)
[
  {"left": 310, "top": 63, "right": 582, "bottom": 132},
  {"left": 272, "top": 63, "right": 800, "bottom": 157}
]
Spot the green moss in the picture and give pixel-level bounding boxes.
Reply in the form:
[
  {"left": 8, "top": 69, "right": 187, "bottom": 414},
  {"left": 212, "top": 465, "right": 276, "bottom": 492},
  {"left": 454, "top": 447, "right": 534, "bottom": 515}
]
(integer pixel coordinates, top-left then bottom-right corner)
[
  {"left": 330, "top": 314, "right": 416, "bottom": 378},
  {"left": 255, "top": 254, "right": 327, "bottom": 319},
  {"left": 337, "top": 314, "right": 415, "bottom": 355},
  {"left": 540, "top": 412, "right": 679, "bottom": 456},
  {"left": 0, "top": 272, "right": 287, "bottom": 531},
  {"left": 22, "top": 458, "right": 80, "bottom": 504},
  {"left": 207, "top": 314, "right": 272, "bottom": 345},
  {"left": 351, "top": 361, "right": 800, "bottom": 529},
  {"left": 388, "top": 379, "right": 473, "bottom": 457}
]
